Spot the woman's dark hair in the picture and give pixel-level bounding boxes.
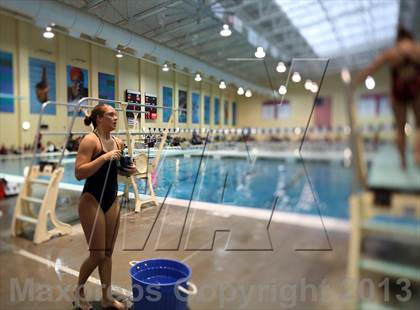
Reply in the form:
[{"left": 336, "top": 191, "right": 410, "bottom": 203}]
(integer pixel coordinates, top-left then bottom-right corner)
[
  {"left": 396, "top": 26, "right": 414, "bottom": 42},
  {"left": 84, "top": 104, "right": 108, "bottom": 128}
]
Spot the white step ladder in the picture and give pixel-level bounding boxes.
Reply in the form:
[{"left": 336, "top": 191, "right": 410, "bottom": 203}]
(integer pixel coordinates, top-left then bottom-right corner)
[
  {"left": 11, "top": 164, "right": 72, "bottom": 244},
  {"left": 133, "top": 152, "right": 158, "bottom": 212},
  {"left": 348, "top": 191, "right": 420, "bottom": 309},
  {"left": 120, "top": 106, "right": 159, "bottom": 213}
]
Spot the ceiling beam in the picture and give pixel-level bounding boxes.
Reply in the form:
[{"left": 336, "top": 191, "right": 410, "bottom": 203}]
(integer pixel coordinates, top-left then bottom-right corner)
[
  {"left": 84, "top": 0, "right": 106, "bottom": 10},
  {"left": 192, "top": 39, "right": 248, "bottom": 57},
  {"left": 247, "top": 3, "right": 282, "bottom": 25},
  {"left": 144, "top": 15, "right": 212, "bottom": 38},
  {"left": 202, "top": 43, "right": 255, "bottom": 63},
  {"left": 157, "top": 18, "right": 216, "bottom": 42},
  {"left": 140, "top": 15, "right": 196, "bottom": 36},
  {"left": 118, "top": 0, "right": 183, "bottom": 26},
  {"left": 178, "top": 32, "right": 241, "bottom": 52},
  {"left": 161, "top": 22, "right": 217, "bottom": 45},
  {"left": 225, "top": 58, "right": 266, "bottom": 71},
  {"left": 223, "top": 0, "right": 261, "bottom": 13}
]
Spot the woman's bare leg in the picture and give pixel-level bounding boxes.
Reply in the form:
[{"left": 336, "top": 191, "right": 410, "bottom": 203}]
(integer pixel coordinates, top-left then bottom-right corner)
[
  {"left": 392, "top": 99, "right": 408, "bottom": 169},
  {"left": 76, "top": 193, "right": 106, "bottom": 309},
  {"left": 412, "top": 96, "right": 420, "bottom": 165},
  {"left": 98, "top": 199, "right": 125, "bottom": 309}
]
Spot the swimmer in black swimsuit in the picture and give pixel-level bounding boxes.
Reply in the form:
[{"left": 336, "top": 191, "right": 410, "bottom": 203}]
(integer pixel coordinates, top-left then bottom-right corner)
[
  {"left": 354, "top": 26, "right": 420, "bottom": 168},
  {"left": 74, "top": 104, "right": 135, "bottom": 310},
  {"left": 82, "top": 131, "right": 119, "bottom": 214}
]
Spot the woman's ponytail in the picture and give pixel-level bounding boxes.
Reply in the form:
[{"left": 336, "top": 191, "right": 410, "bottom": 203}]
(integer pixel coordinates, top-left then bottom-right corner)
[
  {"left": 84, "top": 104, "right": 107, "bottom": 128},
  {"left": 84, "top": 115, "right": 92, "bottom": 126}
]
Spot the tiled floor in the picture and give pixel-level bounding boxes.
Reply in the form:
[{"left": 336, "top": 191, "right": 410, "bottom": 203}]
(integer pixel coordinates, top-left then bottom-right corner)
[{"left": 0, "top": 190, "right": 418, "bottom": 309}]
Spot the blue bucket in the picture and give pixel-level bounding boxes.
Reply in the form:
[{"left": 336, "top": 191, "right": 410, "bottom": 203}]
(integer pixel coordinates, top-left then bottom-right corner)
[{"left": 129, "top": 259, "right": 197, "bottom": 310}]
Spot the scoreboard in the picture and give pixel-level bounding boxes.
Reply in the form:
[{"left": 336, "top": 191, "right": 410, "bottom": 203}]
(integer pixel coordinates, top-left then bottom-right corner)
[{"left": 145, "top": 93, "right": 157, "bottom": 120}]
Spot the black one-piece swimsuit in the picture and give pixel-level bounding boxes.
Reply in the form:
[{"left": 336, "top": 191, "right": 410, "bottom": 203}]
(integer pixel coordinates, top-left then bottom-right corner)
[{"left": 82, "top": 132, "right": 119, "bottom": 213}]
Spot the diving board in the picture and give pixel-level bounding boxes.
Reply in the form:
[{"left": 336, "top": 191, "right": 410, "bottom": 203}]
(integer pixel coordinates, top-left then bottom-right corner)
[{"left": 368, "top": 145, "right": 420, "bottom": 192}]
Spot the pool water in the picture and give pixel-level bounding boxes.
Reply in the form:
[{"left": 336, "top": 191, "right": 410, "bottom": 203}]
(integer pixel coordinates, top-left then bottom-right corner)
[{"left": 0, "top": 156, "right": 352, "bottom": 219}]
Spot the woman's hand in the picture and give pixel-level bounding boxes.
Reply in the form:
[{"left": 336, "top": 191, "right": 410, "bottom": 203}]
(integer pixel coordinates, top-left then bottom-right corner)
[
  {"left": 118, "top": 164, "right": 138, "bottom": 177},
  {"left": 127, "top": 165, "right": 138, "bottom": 175},
  {"left": 103, "top": 149, "right": 121, "bottom": 162}
]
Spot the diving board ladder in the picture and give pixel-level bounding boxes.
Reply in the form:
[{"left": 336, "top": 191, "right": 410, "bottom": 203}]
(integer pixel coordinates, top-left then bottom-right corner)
[
  {"left": 345, "top": 83, "right": 420, "bottom": 309},
  {"left": 348, "top": 192, "right": 420, "bottom": 309},
  {"left": 120, "top": 104, "right": 158, "bottom": 213},
  {"left": 11, "top": 164, "right": 72, "bottom": 244},
  {"left": 130, "top": 103, "right": 177, "bottom": 212}
]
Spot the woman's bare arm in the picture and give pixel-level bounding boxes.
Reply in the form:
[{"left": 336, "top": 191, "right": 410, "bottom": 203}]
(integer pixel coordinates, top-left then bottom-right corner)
[
  {"left": 353, "top": 50, "right": 391, "bottom": 87},
  {"left": 408, "top": 42, "right": 420, "bottom": 63},
  {"left": 75, "top": 134, "right": 117, "bottom": 180}
]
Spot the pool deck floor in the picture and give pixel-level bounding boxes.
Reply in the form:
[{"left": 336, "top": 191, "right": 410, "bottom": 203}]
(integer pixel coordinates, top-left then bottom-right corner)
[{"left": 1, "top": 190, "right": 417, "bottom": 309}]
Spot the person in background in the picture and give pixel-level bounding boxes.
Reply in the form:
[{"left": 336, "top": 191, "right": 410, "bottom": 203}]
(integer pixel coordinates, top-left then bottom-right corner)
[
  {"left": 0, "top": 145, "right": 7, "bottom": 155},
  {"left": 353, "top": 26, "right": 420, "bottom": 169},
  {"left": 46, "top": 141, "right": 58, "bottom": 153},
  {"left": 36, "top": 133, "right": 44, "bottom": 152}
]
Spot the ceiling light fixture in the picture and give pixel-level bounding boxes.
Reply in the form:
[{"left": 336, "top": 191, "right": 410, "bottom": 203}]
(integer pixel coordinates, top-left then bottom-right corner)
[
  {"left": 194, "top": 73, "right": 202, "bottom": 82},
  {"left": 304, "top": 79, "right": 312, "bottom": 90},
  {"left": 292, "top": 72, "right": 301, "bottom": 83},
  {"left": 219, "top": 80, "right": 226, "bottom": 89},
  {"left": 237, "top": 87, "right": 244, "bottom": 95},
  {"left": 245, "top": 89, "right": 252, "bottom": 97},
  {"left": 278, "top": 85, "right": 287, "bottom": 95},
  {"left": 276, "top": 62, "right": 286, "bottom": 73},
  {"left": 365, "top": 75, "right": 375, "bottom": 90},
  {"left": 311, "top": 82, "right": 319, "bottom": 93},
  {"left": 116, "top": 50, "right": 123, "bottom": 58},
  {"left": 254, "top": 47, "right": 265, "bottom": 59},
  {"left": 43, "top": 26, "right": 55, "bottom": 39},
  {"left": 22, "top": 121, "right": 31, "bottom": 130},
  {"left": 162, "top": 63, "right": 169, "bottom": 72},
  {"left": 220, "top": 24, "right": 232, "bottom": 37}
]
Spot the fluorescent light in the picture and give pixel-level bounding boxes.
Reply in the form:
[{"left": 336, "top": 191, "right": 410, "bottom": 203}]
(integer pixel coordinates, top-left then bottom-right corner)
[
  {"left": 219, "top": 80, "right": 226, "bottom": 89},
  {"left": 254, "top": 47, "right": 265, "bottom": 58},
  {"left": 276, "top": 61, "right": 286, "bottom": 73},
  {"left": 245, "top": 89, "right": 252, "bottom": 97},
  {"left": 365, "top": 76, "right": 375, "bottom": 90},
  {"left": 162, "top": 63, "right": 169, "bottom": 71},
  {"left": 220, "top": 24, "right": 232, "bottom": 37},
  {"left": 292, "top": 72, "right": 301, "bottom": 83},
  {"left": 237, "top": 87, "right": 244, "bottom": 95},
  {"left": 194, "top": 73, "right": 202, "bottom": 82},
  {"left": 116, "top": 50, "right": 123, "bottom": 58},
  {"left": 278, "top": 85, "right": 287, "bottom": 95},
  {"left": 43, "top": 26, "right": 55, "bottom": 39}
]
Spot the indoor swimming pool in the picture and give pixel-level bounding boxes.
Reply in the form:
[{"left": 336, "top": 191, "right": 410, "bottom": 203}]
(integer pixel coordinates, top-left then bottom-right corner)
[{"left": 0, "top": 155, "right": 352, "bottom": 219}]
